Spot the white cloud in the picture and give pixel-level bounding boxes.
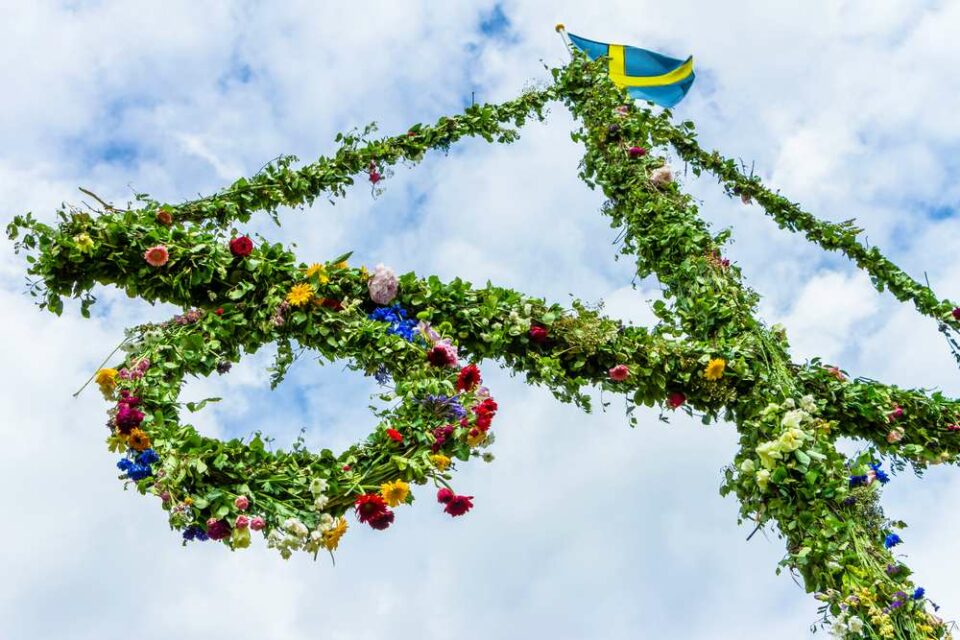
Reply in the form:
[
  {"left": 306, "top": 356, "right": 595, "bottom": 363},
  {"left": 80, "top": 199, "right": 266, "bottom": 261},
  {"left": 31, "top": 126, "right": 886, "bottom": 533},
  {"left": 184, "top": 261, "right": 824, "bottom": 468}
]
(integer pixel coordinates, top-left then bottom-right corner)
[{"left": 1, "top": 2, "right": 960, "bottom": 639}]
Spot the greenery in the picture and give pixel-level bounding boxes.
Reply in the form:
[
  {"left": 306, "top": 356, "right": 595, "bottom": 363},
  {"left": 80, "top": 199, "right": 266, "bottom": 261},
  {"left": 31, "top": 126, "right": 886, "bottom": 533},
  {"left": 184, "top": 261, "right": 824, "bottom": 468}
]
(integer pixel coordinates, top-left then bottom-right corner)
[{"left": 7, "top": 51, "right": 958, "bottom": 638}]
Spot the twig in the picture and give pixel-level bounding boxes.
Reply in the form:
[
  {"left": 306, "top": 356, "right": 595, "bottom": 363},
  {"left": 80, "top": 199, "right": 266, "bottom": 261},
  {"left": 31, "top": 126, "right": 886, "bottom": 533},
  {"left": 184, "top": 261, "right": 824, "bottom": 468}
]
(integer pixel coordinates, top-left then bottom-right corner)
[{"left": 78, "top": 187, "right": 115, "bottom": 211}]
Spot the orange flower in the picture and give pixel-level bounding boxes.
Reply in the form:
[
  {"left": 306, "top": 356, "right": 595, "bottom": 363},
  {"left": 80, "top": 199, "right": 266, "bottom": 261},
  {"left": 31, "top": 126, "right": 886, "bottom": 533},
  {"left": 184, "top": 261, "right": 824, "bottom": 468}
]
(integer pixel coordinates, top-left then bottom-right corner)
[{"left": 127, "top": 428, "right": 151, "bottom": 451}]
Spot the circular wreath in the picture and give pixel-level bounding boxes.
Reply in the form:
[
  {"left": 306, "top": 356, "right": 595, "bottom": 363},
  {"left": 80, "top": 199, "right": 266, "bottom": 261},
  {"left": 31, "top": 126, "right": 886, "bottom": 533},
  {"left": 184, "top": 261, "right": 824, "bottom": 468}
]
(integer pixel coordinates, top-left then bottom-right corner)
[{"left": 96, "top": 245, "right": 499, "bottom": 558}]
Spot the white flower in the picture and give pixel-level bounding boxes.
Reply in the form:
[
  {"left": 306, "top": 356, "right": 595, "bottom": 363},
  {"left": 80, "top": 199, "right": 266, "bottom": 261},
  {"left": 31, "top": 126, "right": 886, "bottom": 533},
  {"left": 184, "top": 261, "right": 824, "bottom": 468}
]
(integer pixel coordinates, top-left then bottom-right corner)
[
  {"left": 847, "top": 617, "right": 864, "bottom": 634},
  {"left": 650, "top": 165, "right": 674, "bottom": 187},
  {"left": 283, "top": 518, "right": 309, "bottom": 539},
  {"left": 756, "top": 469, "right": 772, "bottom": 491},
  {"left": 800, "top": 395, "right": 817, "bottom": 413},
  {"left": 739, "top": 459, "right": 757, "bottom": 474},
  {"left": 783, "top": 398, "right": 796, "bottom": 409},
  {"left": 781, "top": 409, "right": 808, "bottom": 430},
  {"left": 314, "top": 495, "right": 330, "bottom": 511},
  {"left": 318, "top": 513, "right": 335, "bottom": 530},
  {"left": 309, "top": 477, "right": 328, "bottom": 496},
  {"left": 367, "top": 263, "right": 399, "bottom": 305},
  {"left": 777, "top": 427, "right": 807, "bottom": 452}
]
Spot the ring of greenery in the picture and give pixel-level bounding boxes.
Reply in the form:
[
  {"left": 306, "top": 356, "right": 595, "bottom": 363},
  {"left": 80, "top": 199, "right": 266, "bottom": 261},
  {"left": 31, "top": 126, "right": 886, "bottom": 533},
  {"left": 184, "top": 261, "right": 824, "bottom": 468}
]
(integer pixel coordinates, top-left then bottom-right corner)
[{"left": 97, "top": 253, "right": 497, "bottom": 557}]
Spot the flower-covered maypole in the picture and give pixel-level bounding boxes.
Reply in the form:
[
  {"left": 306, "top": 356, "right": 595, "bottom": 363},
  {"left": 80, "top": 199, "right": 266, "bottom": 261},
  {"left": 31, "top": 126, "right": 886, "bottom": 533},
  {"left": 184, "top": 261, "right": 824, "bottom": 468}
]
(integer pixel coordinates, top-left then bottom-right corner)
[{"left": 7, "top": 48, "right": 960, "bottom": 640}]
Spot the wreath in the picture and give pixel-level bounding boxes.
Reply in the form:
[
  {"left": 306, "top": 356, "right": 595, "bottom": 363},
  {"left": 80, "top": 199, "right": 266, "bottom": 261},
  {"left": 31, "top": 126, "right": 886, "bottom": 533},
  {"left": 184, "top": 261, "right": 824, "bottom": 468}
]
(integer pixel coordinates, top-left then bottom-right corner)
[{"left": 9, "top": 52, "right": 960, "bottom": 638}]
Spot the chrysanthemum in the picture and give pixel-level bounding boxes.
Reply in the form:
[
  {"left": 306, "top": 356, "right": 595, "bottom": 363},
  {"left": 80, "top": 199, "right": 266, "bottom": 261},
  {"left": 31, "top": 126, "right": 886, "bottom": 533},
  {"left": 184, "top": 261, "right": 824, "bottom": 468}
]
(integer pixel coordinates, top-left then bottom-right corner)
[
  {"left": 379, "top": 480, "right": 410, "bottom": 507},
  {"left": 305, "top": 263, "right": 330, "bottom": 284},
  {"left": 286, "top": 283, "right": 315, "bottom": 307},
  {"left": 321, "top": 517, "right": 348, "bottom": 551},
  {"left": 704, "top": 358, "right": 726, "bottom": 381},
  {"left": 127, "top": 428, "right": 151, "bottom": 451}
]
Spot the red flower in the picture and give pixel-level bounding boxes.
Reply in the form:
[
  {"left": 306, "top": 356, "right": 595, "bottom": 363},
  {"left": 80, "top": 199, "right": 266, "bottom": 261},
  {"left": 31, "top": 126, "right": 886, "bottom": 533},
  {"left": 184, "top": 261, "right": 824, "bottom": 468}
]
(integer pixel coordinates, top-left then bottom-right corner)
[
  {"left": 156, "top": 208, "right": 173, "bottom": 226},
  {"left": 342, "top": 464, "right": 352, "bottom": 471},
  {"left": 474, "top": 410, "right": 493, "bottom": 431},
  {"left": 954, "top": 307, "right": 960, "bottom": 321},
  {"left": 456, "top": 364, "right": 482, "bottom": 392},
  {"left": 229, "top": 235, "right": 254, "bottom": 257},
  {"left": 436, "top": 488, "right": 455, "bottom": 504},
  {"left": 628, "top": 146, "right": 646, "bottom": 158},
  {"left": 368, "top": 510, "right": 395, "bottom": 530},
  {"left": 948, "top": 424, "right": 960, "bottom": 432},
  {"left": 480, "top": 398, "right": 498, "bottom": 414},
  {"left": 354, "top": 493, "right": 388, "bottom": 524},
  {"left": 444, "top": 494, "right": 474, "bottom": 517},
  {"left": 529, "top": 325, "right": 549, "bottom": 343},
  {"left": 215, "top": 307, "right": 224, "bottom": 316},
  {"left": 666, "top": 391, "right": 686, "bottom": 410},
  {"left": 369, "top": 171, "right": 382, "bottom": 184},
  {"left": 386, "top": 428, "right": 403, "bottom": 442},
  {"left": 319, "top": 298, "right": 344, "bottom": 311}
]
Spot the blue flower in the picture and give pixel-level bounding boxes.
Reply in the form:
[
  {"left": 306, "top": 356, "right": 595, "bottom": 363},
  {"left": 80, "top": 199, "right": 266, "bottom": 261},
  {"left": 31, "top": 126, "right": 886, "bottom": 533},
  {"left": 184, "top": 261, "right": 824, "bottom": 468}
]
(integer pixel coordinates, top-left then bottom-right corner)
[
  {"left": 913, "top": 587, "right": 926, "bottom": 600},
  {"left": 183, "top": 525, "right": 209, "bottom": 542},
  {"left": 848, "top": 474, "right": 869, "bottom": 488},
  {"left": 137, "top": 449, "right": 160, "bottom": 465},
  {"left": 117, "top": 458, "right": 134, "bottom": 472},
  {"left": 369, "top": 304, "right": 420, "bottom": 342},
  {"left": 126, "top": 463, "right": 153, "bottom": 481},
  {"left": 374, "top": 364, "right": 391, "bottom": 385},
  {"left": 884, "top": 533, "right": 903, "bottom": 549},
  {"left": 869, "top": 462, "right": 890, "bottom": 484}
]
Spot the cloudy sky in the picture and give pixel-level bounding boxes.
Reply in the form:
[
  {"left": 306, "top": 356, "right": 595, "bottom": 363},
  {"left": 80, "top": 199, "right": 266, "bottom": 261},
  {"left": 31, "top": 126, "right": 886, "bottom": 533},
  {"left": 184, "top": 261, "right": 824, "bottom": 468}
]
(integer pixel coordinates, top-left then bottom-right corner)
[{"left": 2, "top": 1, "right": 960, "bottom": 638}]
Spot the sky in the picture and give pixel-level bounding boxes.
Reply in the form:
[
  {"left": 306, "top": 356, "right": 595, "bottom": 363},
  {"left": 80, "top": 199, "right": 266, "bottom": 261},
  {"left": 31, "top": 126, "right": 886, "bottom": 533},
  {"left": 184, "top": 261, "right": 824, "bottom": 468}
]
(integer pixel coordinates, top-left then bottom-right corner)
[{"left": 1, "top": 1, "right": 960, "bottom": 638}]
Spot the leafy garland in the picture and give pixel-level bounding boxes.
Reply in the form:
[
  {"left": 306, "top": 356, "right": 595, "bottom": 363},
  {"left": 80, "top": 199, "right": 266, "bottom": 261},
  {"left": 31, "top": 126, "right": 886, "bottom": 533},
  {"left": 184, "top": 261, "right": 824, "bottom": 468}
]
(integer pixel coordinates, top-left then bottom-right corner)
[{"left": 7, "top": 52, "right": 960, "bottom": 638}]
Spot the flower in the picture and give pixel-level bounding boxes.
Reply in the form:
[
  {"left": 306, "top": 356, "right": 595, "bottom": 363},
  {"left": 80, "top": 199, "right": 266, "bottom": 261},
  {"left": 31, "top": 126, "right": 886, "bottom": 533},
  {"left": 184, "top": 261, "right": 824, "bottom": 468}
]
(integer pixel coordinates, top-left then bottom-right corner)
[
  {"left": 380, "top": 480, "right": 410, "bottom": 507},
  {"left": 466, "top": 428, "right": 486, "bottom": 447},
  {"left": 156, "top": 208, "right": 173, "bottom": 226},
  {"left": 182, "top": 525, "right": 209, "bottom": 542},
  {"left": 368, "top": 263, "right": 399, "bottom": 305},
  {"left": 756, "top": 469, "right": 771, "bottom": 490},
  {"left": 437, "top": 488, "right": 455, "bottom": 504},
  {"left": 305, "top": 263, "right": 329, "bottom": 284},
  {"left": 229, "top": 235, "right": 254, "bottom": 257},
  {"left": 369, "top": 170, "right": 382, "bottom": 184},
  {"left": 127, "top": 428, "right": 151, "bottom": 451},
  {"left": 354, "top": 493, "right": 388, "bottom": 524},
  {"left": 235, "top": 515, "right": 250, "bottom": 529},
  {"left": 887, "top": 428, "right": 904, "bottom": 444},
  {"left": 825, "top": 366, "right": 845, "bottom": 381},
  {"left": 888, "top": 405, "right": 904, "bottom": 421},
  {"left": 666, "top": 391, "right": 686, "bottom": 409},
  {"left": 884, "top": 533, "right": 902, "bottom": 549},
  {"left": 529, "top": 325, "right": 549, "bottom": 343},
  {"left": 286, "top": 283, "right": 315, "bottom": 307},
  {"left": 137, "top": 449, "right": 159, "bottom": 465},
  {"left": 234, "top": 495, "right": 250, "bottom": 511},
  {"left": 215, "top": 307, "right": 224, "bottom": 316},
  {"left": 444, "top": 494, "right": 474, "bottom": 517},
  {"left": 427, "top": 342, "right": 459, "bottom": 368},
  {"left": 430, "top": 454, "right": 452, "bottom": 471},
  {"left": 74, "top": 233, "right": 95, "bottom": 253},
  {"left": 608, "top": 364, "right": 630, "bottom": 381},
  {"left": 368, "top": 510, "right": 394, "bottom": 530},
  {"left": 250, "top": 516, "right": 266, "bottom": 531},
  {"left": 948, "top": 424, "right": 960, "bottom": 432},
  {"left": 849, "top": 474, "right": 869, "bottom": 488},
  {"left": 456, "top": 364, "right": 482, "bottom": 392},
  {"left": 206, "top": 518, "right": 231, "bottom": 541},
  {"left": 116, "top": 403, "right": 145, "bottom": 433},
  {"left": 143, "top": 245, "right": 169, "bottom": 267},
  {"left": 913, "top": 587, "right": 926, "bottom": 600},
  {"left": 628, "top": 146, "right": 646, "bottom": 158},
  {"left": 869, "top": 462, "right": 890, "bottom": 484},
  {"left": 704, "top": 358, "right": 726, "bottom": 381},
  {"left": 95, "top": 368, "right": 118, "bottom": 395},
  {"left": 386, "top": 428, "right": 403, "bottom": 443},
  {"left": 953, "top": 307, "right": 960, "bottom": 321},
  {"left": 650, "top": 165, "right": 674, "bottom": 187},
  {"left": 321, "top": 517, "right": 348, "bottom": 551}
]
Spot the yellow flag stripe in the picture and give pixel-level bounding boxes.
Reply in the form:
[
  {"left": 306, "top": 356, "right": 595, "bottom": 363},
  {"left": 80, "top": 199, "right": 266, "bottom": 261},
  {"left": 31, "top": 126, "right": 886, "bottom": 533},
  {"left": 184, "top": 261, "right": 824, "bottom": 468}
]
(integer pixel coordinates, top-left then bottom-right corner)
[{"left": 607, "top": 44, "right": 694, "bottom": 88}]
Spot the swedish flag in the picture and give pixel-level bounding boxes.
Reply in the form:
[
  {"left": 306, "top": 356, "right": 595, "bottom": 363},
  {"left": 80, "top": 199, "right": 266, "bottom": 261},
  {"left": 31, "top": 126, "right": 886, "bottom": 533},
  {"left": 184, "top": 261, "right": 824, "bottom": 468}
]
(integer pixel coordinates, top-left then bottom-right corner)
[{"left": 567, "top": 33, "right": 695, "bottom": 108}]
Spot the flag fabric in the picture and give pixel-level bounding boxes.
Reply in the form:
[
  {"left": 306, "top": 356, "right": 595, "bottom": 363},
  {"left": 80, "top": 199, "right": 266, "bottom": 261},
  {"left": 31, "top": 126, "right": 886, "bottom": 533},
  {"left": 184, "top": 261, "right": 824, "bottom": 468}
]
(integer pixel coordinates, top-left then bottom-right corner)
[{"left": 567, "top": 33, "right": 695, "bottom": 108}]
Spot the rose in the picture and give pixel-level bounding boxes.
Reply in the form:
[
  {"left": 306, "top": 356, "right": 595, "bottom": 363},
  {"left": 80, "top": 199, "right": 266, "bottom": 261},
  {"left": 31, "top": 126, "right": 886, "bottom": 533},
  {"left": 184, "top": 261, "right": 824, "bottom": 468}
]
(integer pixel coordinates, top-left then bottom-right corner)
[
  {"left": 368, "top": 263, "right": 399, "bottom": 305},
  {"left": 229, "top": 235, "right": 254, "bottom": 257}
]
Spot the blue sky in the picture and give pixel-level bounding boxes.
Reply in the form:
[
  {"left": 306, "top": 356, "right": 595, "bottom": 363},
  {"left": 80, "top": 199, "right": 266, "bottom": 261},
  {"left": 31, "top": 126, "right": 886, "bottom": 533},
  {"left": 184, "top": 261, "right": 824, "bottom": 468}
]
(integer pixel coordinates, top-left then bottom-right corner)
[{"left": 1, "top": 1, "right": 960, "bottom": 639}]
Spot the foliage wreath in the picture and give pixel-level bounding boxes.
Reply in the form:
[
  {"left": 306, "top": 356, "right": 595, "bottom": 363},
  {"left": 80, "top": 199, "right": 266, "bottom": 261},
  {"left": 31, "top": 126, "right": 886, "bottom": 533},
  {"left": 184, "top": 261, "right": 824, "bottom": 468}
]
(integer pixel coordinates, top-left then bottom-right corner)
[{"left": 8, "top": 52, "right": 960, "bottom": 638}]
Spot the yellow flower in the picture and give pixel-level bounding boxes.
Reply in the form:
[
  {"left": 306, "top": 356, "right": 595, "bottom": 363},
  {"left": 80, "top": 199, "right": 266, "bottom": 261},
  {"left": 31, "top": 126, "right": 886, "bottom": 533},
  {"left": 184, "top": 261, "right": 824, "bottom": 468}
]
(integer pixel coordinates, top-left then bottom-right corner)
[
  {"left": 467, "top": 430, "right": 486, "bottom": 447},
  {"left": 95, "top": 368, "right": 118, "bottom": 396},
  {"left": 321, "top": 517, "right": 348, "bottom": 551},
  {"left": 74, "top": 233, "right": 95, "bottom": 253},
  {"left": 380, "top": 479, "right": 410, "bottom": 507},
  {"left": 359, "top": 265, "right": 369, "bottom": 280},
  {"left": 305, "top": 263, "right": 329, "bottom": 284},
  {"left": 334, "top": 260, "right": 349, "bottom": 270},
  {"left": 183, "top": 496, "right": 194, "bottom": 506},
  {"left": 286, "top": 283, "right": 315, "bottom": 307},
  {"left": 704, "top": 357, "right": 726, "bottom": 381},
  {"left": 127, "top": 428, "right": 151, "bottom": 451},
  {"left": 430, "top": 454, "right": 452, "bottom": 471}
]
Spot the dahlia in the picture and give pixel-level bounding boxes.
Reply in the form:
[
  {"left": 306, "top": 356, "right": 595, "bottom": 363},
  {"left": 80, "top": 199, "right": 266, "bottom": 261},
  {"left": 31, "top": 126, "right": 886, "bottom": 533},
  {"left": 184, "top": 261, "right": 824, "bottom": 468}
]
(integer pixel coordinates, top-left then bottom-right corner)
[
  {"left": 430, "top": 454, "right": 452, "bottom": 471},
  {"left": 456, "top": 364, "right": 482, "bottom": 392},
  {"left": 126, "top": 428, "right": 151, "bottom": 451},
  {"left": 156, "top": 208, "right": 173, "bottom": 226},
  {"left": 305, "top": 263, "right": 329, "bottom": 284},
  {"left": 206, "top": 518, "right": 231, "bottom": 541},
  {"left": 235, "top": 515, "right": 250, "bottom": 529},
  {"left": 115, "top": 404, "right": 145, "bottom": 433},
  {"left": 354, "top": 493, "right": 388, "bottom": 524},
  {"left": 436, "top": 488, "right": 455, "bottom": 504},
  {"left": 628, "top": 146, "right": 646, "bottom": 158},
  {"left": 143, "top": 245, "right": 169, "bottom": 267},
  {"left": 529, "top": 325, "right": 549, "bottom": 343},
  {"left": 250, "top": 516, "right": 266, "bottom": 531},
  {"left": 234, "top": 495, "right": 250, "bottom": 511}
]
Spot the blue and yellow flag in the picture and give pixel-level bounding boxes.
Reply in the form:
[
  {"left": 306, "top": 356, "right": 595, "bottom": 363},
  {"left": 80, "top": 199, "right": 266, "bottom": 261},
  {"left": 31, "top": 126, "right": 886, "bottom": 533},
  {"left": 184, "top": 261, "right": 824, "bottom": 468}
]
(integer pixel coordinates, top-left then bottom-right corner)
[{"left": 567, "top": 33, "right": 695, "bottom": 108}]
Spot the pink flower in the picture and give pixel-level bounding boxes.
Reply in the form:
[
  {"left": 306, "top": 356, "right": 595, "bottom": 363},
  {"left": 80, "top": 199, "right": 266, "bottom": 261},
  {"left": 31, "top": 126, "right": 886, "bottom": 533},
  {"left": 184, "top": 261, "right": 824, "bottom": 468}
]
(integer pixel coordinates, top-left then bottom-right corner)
[
  {"left": 249, "top": 516, "right": 266, "bottom": 531},
  {"left": 427, "top": 341, "right": 459, "bottom": 368},
  {"left": 628, "top": 146, "right": 646, "bottom": 158},
  {"left": 235, "top": 515, "right": 250, "bottom": 529},
  {"left": 953, "top": 307, "right": 960, "bottom": 321},
  {"left": 888, "top": 405, "right": 904, "bottom": 421},
  {"left": 368, "top": 263, "right": 399, "bottom": 305},
  {"left": 234, "top": 495, "right": 250, "bottom": 511},
  {"left": 608, "top": 364, "right": 630, "bottom": 382},
  {"left": 205, "top": 518, "right": 230, "bottom": 541},
  {"left": 947, "top": 424, "right": 960, "bottom": 432},
  {"left": 887, "top": 428, "right": 904, "bottom": 444},
  {"left": 650, "top": 165, "right": 673, "bottom": 187},
  {"left": 144, "top": 245, "right": 169, "bottom": 267}
]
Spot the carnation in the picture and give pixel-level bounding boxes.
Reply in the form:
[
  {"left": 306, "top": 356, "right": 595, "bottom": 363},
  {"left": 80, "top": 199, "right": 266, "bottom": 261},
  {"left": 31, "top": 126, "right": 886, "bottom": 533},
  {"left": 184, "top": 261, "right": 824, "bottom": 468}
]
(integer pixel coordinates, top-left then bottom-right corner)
[
  {"left": 250, "top": 516, "right": 266, "bottom": 531},
  {"left": 229, "top": 235, "right": 254, "bottom": 257},
  {"left": 206, "top": 518, "right": 231, "bottom": 541},
  {"left": 444, "top": 494, "right": 474, "bottom": 517},
  {"left": 368, "top": 263, "right": 399, "bottom": 305},
  {"left": 235, "top": 515, "right": 250, "bottom": 529}
]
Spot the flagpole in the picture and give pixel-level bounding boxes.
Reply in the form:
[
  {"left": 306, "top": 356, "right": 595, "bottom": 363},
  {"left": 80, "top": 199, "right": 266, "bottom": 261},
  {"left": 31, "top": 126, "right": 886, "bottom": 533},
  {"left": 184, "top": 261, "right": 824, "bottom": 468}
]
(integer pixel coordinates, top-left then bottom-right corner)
[{"left": 555, "top": 23, "right": 573, "bottom": 59}]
